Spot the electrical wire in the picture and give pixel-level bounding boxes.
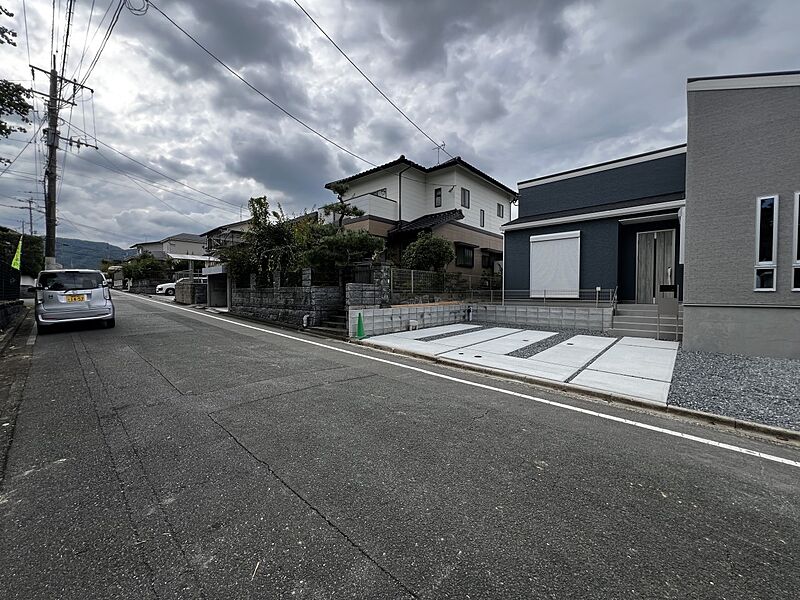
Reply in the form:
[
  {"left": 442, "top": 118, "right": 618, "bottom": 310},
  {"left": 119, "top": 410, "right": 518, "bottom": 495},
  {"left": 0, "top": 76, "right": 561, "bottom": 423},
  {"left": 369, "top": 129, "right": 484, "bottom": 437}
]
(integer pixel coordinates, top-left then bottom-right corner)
[
  {"left": 143, "top": 1, "right": 376, "bottom": 168},
  {"left": 71, "top": 0, "right": 97, "bottom": 82},
  {"left": 291, "top": 0, "right": 453, "bottom": 160},
  {"left": 79, "top": 0, "right": 124, "bottom": 86},
  {"left": 65, "top": 120, "right": 242, "bottom": 208},
  {"left": 0, "top": 122, "right": 46, "bottom": 178}
]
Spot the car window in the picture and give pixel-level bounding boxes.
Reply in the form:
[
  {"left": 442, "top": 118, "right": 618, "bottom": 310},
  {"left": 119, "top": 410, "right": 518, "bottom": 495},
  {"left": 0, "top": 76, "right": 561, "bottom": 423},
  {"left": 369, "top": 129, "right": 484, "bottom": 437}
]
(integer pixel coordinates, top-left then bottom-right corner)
[{"left": 39, "top": 272, "right": 104, "bottom": 291}]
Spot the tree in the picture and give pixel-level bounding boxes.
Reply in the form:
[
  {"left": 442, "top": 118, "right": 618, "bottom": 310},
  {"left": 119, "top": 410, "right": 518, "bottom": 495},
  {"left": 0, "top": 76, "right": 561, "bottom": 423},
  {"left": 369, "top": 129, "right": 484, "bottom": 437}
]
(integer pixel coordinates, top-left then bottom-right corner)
[
  {"left": 322, "top": 183, "right": 364, "bottom": 227},
  {"left": 0, "top": 6, "right": 32, "bottom": 161},
  {"left": 243, "top": 196, "right": 306, "bottom": 282},
  {"left": 401, "top": 232, "right": 455, "bottom": 271},
  {"left": 303, "top": 227, "right": 384, "bottom": 270},
  {"left": 121, "top": 252, "right": 168, "bottom": 281}
]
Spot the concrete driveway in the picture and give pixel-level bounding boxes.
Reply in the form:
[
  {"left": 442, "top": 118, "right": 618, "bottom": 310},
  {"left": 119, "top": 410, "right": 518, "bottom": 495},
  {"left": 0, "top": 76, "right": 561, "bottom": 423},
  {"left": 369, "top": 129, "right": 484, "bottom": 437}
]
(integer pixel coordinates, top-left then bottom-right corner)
[{"left": 364, "top": 325, "right": 679, "bottom": 403}]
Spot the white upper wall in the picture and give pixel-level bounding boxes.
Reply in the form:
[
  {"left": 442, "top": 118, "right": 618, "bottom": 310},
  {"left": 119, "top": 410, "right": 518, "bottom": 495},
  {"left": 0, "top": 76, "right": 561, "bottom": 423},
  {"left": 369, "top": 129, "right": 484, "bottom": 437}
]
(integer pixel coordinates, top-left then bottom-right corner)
[{"left": 326, "top": 162, "right": 514, "bottom": 234}]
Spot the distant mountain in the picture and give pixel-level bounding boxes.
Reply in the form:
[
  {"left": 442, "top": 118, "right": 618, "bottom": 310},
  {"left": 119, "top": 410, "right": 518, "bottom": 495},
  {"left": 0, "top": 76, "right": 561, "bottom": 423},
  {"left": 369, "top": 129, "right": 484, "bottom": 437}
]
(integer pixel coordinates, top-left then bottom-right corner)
[{"left": 55, "top": 237, "right": 135, "bottom": 269}]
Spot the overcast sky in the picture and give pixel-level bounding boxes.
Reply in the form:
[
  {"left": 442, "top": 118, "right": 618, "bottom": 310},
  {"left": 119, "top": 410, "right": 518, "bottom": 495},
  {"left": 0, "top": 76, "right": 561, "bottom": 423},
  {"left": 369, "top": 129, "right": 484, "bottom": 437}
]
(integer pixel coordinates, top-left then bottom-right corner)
[{"left": 2, "top": 0, "right": 799, "bottom": 248}]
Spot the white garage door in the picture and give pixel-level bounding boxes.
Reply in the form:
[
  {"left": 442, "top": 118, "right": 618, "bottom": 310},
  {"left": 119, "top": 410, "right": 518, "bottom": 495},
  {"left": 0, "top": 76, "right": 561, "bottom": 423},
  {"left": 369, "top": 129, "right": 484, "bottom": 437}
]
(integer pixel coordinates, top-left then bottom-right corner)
[{"left": 530, "top": 231, "right": 580, "bottom": 298}]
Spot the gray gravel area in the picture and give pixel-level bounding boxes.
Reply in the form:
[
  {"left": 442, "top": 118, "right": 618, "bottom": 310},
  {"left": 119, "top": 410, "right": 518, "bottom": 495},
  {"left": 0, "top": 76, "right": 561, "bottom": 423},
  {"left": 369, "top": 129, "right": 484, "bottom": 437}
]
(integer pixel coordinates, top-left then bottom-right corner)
[
  {"left": 668, "top": 350, "right": 800, "bottom": 432},
  {"left": 416, "top": 324, "right": 492, "bottom": 342}
]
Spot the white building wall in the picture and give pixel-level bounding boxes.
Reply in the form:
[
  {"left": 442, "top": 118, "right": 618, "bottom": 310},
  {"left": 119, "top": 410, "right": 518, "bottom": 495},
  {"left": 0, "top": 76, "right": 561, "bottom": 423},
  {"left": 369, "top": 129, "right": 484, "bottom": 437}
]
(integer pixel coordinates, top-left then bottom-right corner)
[
  {"left": 453, "top": 169, "right": 512, "bottom": 234},
  {"left": 338, "top": 172, "right": 399, "bottom": 221},
  {"left": 162, "top": 239, "right": 206, "bottom": 256}
]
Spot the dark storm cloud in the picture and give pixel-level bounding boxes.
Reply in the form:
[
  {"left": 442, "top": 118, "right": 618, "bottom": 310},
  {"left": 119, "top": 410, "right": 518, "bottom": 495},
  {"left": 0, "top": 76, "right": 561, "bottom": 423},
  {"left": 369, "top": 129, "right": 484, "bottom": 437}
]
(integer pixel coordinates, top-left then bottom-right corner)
[{"left": 349, "top": 0, "right": 582, "bottom": 74}]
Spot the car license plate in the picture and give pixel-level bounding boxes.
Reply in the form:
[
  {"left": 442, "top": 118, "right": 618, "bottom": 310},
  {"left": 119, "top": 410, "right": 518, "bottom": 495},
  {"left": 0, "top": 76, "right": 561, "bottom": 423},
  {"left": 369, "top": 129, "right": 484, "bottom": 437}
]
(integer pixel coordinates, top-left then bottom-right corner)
[{"left": 66, "top": 294, "right": 86, "bottom": 303}]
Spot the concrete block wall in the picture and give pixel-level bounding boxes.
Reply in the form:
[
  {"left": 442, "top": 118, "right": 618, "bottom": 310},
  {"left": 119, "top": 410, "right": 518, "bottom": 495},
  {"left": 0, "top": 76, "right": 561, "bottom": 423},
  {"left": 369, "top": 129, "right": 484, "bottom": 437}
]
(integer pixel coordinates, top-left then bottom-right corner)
[
  {"left": 128, "top": 280, "right": 159, "bottom": 294},
  {"left": 348, "top": 304, "right": 469, "bottom": 337},
  {"left": 175, "top": 282, "right": 208, "bottom": 305},
  {"left": 348, "top": 303, "right": 612, "bottom": 338},
  {"left": 471, "top": 304, "right": 612, "bottom": 330}
]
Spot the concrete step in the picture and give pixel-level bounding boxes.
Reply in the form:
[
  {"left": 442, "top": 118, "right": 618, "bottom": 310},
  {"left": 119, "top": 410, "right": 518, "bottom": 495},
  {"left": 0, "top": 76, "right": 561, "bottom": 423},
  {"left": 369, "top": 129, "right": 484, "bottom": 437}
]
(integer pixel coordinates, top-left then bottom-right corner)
[
  {"left": 608, "top": 327, "right": 681, "bottom": 341},
  {"left": 307, "top": 326, "right": 349, "bottom": 340},
  {"left": 322, "top": 320, "right": 347, "bottom": 330},
  {"left": 613, "top": 316, "right": 683, "bottom": 326}
]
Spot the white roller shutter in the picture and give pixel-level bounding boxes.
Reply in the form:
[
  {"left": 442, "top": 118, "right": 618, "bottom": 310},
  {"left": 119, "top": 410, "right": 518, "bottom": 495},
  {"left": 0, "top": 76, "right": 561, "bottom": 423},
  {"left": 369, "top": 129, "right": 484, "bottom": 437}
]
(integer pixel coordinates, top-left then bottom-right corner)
[{"left": 530, "top": 231, "right": 580, "bottom": 298}]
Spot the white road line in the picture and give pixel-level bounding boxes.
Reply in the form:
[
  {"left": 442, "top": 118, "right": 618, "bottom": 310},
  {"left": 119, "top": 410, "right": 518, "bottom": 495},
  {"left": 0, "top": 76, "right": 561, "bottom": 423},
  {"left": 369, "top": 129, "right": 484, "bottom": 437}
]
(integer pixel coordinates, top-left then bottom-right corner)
[
  {"left": 126, "top": 294, "right": 800, "bottom": 469},
  {"left": 26, "top": 328, "right": 37, "bottom": 346}
]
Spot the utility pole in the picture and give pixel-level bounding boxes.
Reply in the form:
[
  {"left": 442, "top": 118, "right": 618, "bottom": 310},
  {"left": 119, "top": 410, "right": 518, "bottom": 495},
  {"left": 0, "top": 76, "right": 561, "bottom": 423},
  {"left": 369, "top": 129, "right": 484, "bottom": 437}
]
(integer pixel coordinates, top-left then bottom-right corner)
[
  {"left": 45, "top": 55, "right": 59, "bottom": 267},
  {"left": 30, "top": 61, "right": 96, "bottom": 268}
]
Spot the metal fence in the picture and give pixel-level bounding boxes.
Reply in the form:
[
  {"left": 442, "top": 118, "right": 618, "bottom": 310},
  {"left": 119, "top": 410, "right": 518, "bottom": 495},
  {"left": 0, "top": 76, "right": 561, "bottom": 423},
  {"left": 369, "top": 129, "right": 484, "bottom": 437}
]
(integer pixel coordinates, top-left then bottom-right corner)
[
  {"left": 388, "top": 268, "right": 502, "bottom": 304},
  {"left": 503, "top": 288, "right": 616, "bottom": 307}
]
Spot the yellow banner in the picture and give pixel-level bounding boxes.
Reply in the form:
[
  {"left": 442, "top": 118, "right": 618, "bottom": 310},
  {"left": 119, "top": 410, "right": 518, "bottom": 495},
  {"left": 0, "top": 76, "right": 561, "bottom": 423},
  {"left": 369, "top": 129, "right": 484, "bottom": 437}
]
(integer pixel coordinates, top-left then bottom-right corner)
[{"left": 11, "top": 235, "right": 22, "bottom": 270}]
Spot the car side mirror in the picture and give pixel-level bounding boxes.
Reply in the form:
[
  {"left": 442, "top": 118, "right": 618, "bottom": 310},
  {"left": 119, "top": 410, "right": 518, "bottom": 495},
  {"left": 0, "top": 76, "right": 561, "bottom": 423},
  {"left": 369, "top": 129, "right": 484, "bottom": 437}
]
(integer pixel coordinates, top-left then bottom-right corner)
[{"left": 28, "top": 285, "right": 43, "bottom": 292}]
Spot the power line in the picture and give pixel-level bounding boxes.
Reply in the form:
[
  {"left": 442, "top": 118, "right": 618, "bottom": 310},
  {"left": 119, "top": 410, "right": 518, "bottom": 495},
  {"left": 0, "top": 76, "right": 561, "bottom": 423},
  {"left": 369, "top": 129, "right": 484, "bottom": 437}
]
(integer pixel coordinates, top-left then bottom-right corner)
[
  {"left": 291, "top": 0, "right": 453, "bottom": 161},
  {"left": 72, "top": 0, "right": 97, "bottom": 80},
  {"left": 93, "top": 148, "right": 211, "bottom": 228},
  {"left": 70, "top": 0, "right": 117, "bottom": 81},
  {"left": 66, "top": 149, "right": 241, "bottom": 215},
  {"left": 65, "top": 120, "right": 242, "bottom": 208},
  {"left": 79, "top": 0, "right": 124, "bottom": 87},
  {"left": 142, "top": 1, "right": 376, "bottom": 168},
  {"left": 0, "top": 122, "right": 45, "bottom": 178}
]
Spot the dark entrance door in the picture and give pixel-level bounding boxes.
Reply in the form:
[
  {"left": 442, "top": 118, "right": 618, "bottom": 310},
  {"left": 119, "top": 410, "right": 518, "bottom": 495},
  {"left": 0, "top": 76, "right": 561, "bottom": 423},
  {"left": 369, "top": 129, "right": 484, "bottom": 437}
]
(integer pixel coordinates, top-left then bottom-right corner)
[{"left": 636, "top": 229, "right": 675, "bottom": 304}]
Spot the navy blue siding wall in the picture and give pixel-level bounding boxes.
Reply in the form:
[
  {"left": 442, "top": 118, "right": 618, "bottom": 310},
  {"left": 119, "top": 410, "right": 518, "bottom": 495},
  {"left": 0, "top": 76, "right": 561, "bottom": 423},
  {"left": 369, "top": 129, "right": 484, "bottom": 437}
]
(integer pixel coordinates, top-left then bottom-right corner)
[
  {"left": 504, "top": 219, "right": 619, "bottom": 293},
  {"left": 518, "top": 153, "right": 686, "bottom": 218}
]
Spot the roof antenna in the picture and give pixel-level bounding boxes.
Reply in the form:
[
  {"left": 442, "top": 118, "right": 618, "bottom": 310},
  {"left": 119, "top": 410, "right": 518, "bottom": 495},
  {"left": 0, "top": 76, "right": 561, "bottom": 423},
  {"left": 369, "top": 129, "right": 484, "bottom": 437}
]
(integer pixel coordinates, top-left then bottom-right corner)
[{"left": 432, "top": 141, "right": 446, "bottom": 165}]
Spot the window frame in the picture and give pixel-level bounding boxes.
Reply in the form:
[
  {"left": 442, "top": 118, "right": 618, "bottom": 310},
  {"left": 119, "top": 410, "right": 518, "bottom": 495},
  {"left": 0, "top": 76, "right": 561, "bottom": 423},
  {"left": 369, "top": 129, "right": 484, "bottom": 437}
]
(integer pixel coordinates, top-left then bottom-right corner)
[
  {"left": 480, "top": 209, "right": 485, "bottom": 228},
  {"left": 754, "top": 194, "right": 779, "bottom": 292},
  {"left": 461, "top": 188, "right": 470, "bottom": 209},
  {"left": 497, "top": 203, "right": 504, "bottom": 218},
  {"left": 793, "top": 192, "right": 800, "bottom": 291},
  {"left": 455, "top": 244, "right": 474, "bottom": 268},
  {"left": 434, "top": 187, "right": 442, "bottom": 208}
]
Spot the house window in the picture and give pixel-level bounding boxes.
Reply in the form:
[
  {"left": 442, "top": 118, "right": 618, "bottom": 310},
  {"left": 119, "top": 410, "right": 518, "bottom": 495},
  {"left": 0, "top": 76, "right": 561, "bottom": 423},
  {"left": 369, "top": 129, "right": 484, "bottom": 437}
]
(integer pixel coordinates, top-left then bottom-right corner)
[
  {"left": 755, "top": 195, "right": 778, "bottom": 291},
  {"left": 455, "top": 244, "right": 474, "bottom": 268},
  {"left": 530, "top": 231, "right": 581, "bottom": 298},
  {"left": 793, "top": 192, "right": 800, "bottom": 291},
  {"left": 481, "top": 253, "right": 495, "bottom": 269},
  {"left": 480, "top": 209, "right": 485, "bottom": 228},
  {"left": 497, "top": 203, "right": 504, "bottom": 218},
  {"left": 434, "top": 187, "right": 442, "bottom": 208},
  {"left": 461, "top": 188, "right": 470, "bottom": 209}
]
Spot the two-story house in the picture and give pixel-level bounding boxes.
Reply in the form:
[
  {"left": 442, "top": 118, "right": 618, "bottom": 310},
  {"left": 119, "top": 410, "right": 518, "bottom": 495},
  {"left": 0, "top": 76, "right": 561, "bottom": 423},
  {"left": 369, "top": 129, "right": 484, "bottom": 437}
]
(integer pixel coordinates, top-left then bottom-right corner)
[
  {"left": 323, "top": 155, "right": 517, "bottom": 275},
  {"left": 130, "top": 232, "right": 210, "bottom": 261}
]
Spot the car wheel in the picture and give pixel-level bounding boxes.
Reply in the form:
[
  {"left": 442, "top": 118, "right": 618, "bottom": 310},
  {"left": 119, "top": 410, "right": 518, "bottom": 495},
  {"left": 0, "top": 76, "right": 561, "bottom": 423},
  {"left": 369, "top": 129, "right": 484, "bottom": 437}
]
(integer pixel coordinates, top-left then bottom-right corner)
[
  {"left": 166, "top": 288, "right": 175, "bottom": 296},
  {"left": 105, "top": 318, "right": 116, "bottom": 329}
]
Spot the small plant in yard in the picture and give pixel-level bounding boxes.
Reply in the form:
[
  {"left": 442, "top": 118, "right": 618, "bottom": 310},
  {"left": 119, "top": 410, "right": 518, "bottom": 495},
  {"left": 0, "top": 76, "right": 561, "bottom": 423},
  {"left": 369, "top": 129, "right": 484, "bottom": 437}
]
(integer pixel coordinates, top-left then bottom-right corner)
[{"left": 401, "top": 232, "right": 455, "bottom": 272}]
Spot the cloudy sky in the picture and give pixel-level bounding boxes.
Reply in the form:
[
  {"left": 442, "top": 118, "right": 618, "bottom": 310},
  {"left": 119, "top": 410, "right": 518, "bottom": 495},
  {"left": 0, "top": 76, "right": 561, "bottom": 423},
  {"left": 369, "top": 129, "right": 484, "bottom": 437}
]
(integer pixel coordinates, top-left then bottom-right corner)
[{"left": 1, "top": 0, "right": 799, "bottom": 248}]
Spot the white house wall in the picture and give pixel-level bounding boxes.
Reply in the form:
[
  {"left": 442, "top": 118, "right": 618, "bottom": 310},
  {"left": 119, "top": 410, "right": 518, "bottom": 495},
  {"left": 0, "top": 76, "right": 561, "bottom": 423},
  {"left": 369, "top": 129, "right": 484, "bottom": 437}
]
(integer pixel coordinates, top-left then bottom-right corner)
[{"left": 454, "top": 169, "right": 512, "bottom": 233}]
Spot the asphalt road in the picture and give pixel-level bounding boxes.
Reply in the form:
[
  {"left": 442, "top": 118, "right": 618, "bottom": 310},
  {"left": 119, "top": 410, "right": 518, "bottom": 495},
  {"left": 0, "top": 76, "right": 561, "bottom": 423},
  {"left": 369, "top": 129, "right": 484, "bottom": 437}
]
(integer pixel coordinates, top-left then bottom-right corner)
[{"left": 1, "top": 293, "right": 798, "bottom": 599}]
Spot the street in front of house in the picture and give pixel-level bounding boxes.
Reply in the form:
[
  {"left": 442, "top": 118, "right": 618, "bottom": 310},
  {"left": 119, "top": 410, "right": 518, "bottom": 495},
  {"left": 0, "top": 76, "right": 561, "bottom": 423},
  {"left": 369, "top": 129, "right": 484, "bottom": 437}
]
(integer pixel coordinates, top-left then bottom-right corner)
[{"left": 1, "top": 293, "right": 798, "bottom": 599}]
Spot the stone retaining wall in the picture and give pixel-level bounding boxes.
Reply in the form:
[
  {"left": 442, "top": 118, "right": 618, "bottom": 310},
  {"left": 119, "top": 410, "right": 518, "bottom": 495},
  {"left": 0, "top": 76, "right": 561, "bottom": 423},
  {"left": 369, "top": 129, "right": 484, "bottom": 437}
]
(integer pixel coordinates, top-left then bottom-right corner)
[
  {"left": 128, "top": 279, "right": 160, "bottom": 295},
  {"left": 231, "top": 286, "right": 342, "bottom": 327},
  {"left": 0, "top": 300, "right": 24, "bottom": 332}
]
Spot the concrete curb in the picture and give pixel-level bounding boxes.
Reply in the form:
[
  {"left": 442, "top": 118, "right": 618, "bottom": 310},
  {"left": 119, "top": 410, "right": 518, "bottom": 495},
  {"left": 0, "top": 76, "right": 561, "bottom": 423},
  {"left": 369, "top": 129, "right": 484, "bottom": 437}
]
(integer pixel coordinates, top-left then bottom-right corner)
[{"left": 352, "top": 339, "right": 800, "bottom": 445}]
